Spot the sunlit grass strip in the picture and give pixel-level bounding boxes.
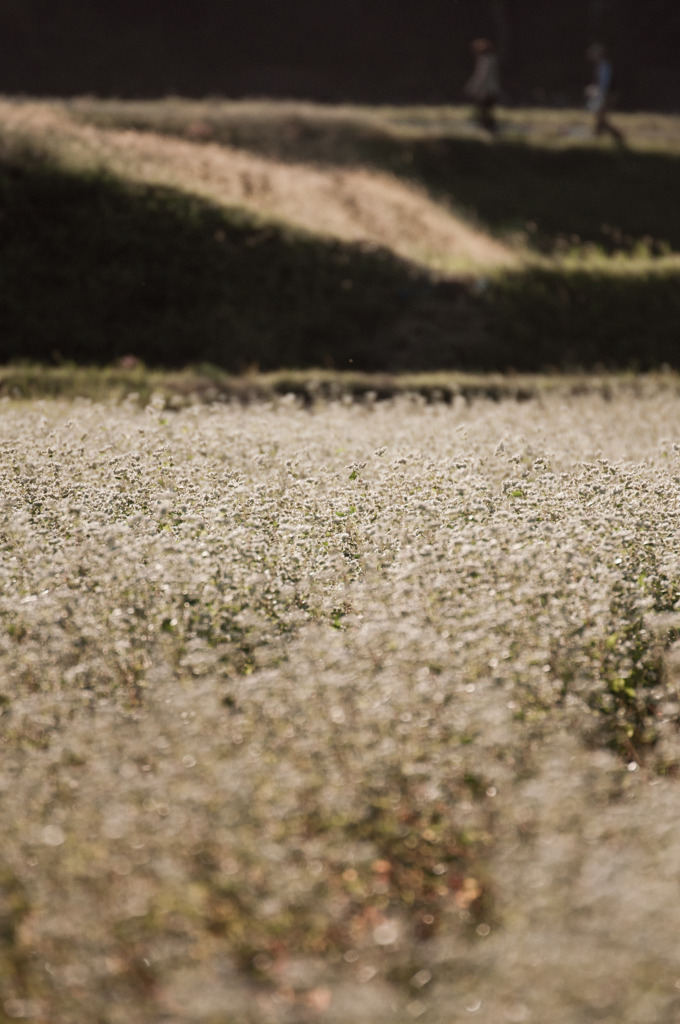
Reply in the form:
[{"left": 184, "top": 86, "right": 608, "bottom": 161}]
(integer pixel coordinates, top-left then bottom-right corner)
[{"left": 1, "top": 364, "right": 679, "bottom": 405}]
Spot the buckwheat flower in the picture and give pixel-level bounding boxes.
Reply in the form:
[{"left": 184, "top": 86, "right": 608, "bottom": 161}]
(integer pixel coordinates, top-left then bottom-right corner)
[{"left": 1, "top": 383, "right": 680, "bottom": 1020}]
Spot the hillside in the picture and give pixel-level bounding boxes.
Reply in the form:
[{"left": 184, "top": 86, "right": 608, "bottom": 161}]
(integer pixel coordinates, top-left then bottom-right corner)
[{"left": 1, "top": 98, "right": 679, "bottom": 372}]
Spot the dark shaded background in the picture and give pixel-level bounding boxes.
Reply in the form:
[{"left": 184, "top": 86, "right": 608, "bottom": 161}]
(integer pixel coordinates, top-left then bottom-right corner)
[{"left": 0, "top": 0, "right": 678, "bottom": 109}]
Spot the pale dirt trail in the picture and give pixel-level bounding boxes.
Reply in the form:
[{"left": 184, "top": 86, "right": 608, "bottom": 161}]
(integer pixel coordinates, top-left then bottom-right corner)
[{"left": 0, "top": 100, "right": 516, "bottom": 273}]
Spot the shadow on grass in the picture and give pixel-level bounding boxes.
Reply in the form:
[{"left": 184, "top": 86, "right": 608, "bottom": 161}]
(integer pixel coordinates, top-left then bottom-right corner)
[
  {"left": 401, "top": 136, "right": 680, "bottom": 256},
  {"left": 1, "top": 152, "right": 680, "bottom": 374},
  {"left": 0, "top": 155, "right": 489, "bottom": 373},
  {"left": 488, "top": 266, "right": 680, "bottom": 372}
]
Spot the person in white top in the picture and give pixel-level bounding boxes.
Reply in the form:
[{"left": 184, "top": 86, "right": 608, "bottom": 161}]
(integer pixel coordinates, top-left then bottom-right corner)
[
  {"left": 586, "top": 43, "right": 625, "bottom": 144},
  {"left": 464, "top": 38, "right": 501, "bottom": 133}
]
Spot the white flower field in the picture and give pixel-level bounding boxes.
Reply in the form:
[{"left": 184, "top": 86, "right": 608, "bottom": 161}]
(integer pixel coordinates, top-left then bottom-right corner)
[{"left": 2, "top": 386, "right": 680, "bottom": 1023}]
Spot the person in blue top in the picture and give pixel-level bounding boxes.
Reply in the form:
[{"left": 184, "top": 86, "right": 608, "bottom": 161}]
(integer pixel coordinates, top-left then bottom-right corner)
[{"left": 586, "top": 44, "right": 625, "bottom": 145}]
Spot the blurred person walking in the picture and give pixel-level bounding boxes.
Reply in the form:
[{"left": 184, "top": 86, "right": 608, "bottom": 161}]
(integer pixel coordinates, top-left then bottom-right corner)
[
  {"left": 586, "top": 43, "right": 625, "bottom": 144},
  {"left": 465, "top": 38, "right": 501, "bottom": 133}
]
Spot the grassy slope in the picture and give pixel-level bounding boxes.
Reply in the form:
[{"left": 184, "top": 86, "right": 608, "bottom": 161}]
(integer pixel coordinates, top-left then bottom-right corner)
[
  {"left": 1, "top": 99, "right": 680, "bottom": 372},
  {"left": 74, "top": 99, "right": 680, "bottom": 255},
  {"left": 0, "top": 159, "right": 494, "bottom": 372}
]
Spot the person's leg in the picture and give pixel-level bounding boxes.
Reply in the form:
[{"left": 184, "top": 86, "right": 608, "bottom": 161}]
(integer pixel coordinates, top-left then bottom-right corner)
[
  {"left": 608, "top": 118, "right": 625, "bottom": 144},
  {"left": 595, "top": 104, "right": 625, "bottom": 144},
  {"left": 478, "top": 98, "right": 497, "bottom": 132}
]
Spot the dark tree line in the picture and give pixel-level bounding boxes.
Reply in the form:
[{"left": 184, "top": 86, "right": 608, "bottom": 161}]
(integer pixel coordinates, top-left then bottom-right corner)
[{"left": 0, "top": 0, "right": 677, "bottom": 108}]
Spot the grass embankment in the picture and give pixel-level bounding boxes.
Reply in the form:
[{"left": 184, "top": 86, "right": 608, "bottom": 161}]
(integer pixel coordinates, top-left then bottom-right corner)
[
  {"left": 1, "top": 158, "right": 470, "bottom": 372},
  {"left": 1, "top": 363, "right": 678, "bottom": 407},
  {"left": 77, "top": 99, "right": 680, "bottom": 255},
  {"left": 1, "top": 99, "right": 680, "bottom": 371}
]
